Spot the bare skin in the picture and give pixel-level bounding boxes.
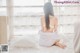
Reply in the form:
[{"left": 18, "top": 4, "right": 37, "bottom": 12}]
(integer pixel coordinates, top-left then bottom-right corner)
[
  {"left": 54, "top": 40, "right": 66, "bottom": 49},
  {"left": 41, "top": 15, "right": 66, "bottom": 49}
]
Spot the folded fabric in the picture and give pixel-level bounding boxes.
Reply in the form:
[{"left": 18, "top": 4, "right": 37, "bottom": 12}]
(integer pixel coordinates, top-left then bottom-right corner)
[{"left": 10, "top": 35, "right": 39, "bottom": 48}]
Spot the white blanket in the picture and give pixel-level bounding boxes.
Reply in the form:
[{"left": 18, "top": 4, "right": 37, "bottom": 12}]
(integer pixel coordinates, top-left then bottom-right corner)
[{"left": 9, "top": 34, "right": 39, "bottom": 48}]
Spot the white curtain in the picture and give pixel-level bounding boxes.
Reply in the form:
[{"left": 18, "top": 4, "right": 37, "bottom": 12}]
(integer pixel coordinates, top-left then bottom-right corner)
[{"left": 74, "top": 22, "right": 80, "bottom": 53}]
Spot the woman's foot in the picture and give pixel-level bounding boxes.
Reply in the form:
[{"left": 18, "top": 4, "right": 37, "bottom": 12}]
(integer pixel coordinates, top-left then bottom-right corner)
[{"left": 54, "top": 40, "right": 66, "bottom": 49}]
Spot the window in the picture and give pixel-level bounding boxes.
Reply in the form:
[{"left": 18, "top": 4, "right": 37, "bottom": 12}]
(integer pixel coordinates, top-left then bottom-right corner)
[
  {"left": 4, "top": 0, "right": 79, "bottom": 36},
  {"left": 0, "top": 0, "right": 7, "bottom": 16},
  {"left": 13, "top": 0, "right": 44, "bottom": 6}
]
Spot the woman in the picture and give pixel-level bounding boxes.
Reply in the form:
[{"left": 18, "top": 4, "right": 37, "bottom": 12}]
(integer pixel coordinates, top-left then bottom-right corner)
[{"left": 39, "top": 2, "right": 66, "bottom": 49}]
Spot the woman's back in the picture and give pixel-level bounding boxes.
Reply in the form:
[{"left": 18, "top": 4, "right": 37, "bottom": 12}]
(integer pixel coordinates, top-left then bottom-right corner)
[
  {"left": 41, "top": 15, "right": 58, "bottom": 32},
  {"left": 39, "top": 15, "right": 59, "bottom": 46}
]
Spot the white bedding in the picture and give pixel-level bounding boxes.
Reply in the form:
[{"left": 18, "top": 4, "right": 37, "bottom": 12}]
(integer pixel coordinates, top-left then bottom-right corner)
[
  {"left": 9, "top": 34, "right": 74, "bottom": 53},
  {"left": 9, "top": 34, "right": 39, "bottom": 48}
]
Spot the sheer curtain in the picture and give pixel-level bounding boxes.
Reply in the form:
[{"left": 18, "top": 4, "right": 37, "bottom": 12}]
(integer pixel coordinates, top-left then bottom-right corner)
[{"left": 74, "top": 22, "right": 80, "bottom": 53}]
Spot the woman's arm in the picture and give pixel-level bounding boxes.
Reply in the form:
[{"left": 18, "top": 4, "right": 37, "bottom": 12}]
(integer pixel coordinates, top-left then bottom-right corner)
[
  {"left": 54, "top": 18, "right": 58, "bottom": 32},
  {"left": 41, "top": 16, "right": 46, "bottom": 31}
]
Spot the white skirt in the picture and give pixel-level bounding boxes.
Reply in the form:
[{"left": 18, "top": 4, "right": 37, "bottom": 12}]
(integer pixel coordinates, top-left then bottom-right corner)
[{"left": 38, "top": 30, "right": 60, "bottom": 47}]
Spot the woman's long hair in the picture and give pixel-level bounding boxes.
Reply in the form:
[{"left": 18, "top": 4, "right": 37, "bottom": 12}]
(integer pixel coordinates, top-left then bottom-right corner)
[{"left": 44, "top": 2, "right": 54, "bottom": 29}]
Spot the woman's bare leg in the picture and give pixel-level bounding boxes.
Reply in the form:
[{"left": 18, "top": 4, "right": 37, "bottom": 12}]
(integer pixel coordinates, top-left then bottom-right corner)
[{"left": 54, "top": 40, "right": 66, "bottom": 49}]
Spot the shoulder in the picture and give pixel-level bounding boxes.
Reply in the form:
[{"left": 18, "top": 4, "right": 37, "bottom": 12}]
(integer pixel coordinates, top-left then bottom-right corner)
[
  {"left": 51, "top": 16, "right": 58, "bottom": 21},
  {"left": 41, "top": 16, "right": 44, "bottom": 18},
  {"left": 41, "top": 16, "right": 45, "bottom": 20},
  {"left": 54, "top": 17, "right": 58, "bottom": 21}
]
